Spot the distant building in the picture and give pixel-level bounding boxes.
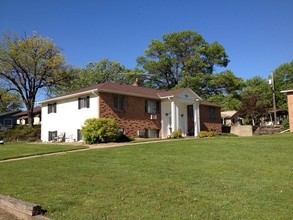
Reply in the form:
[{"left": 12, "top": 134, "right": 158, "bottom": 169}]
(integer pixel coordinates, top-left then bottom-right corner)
[
  {"left": 0, "top": 110, "right": 21, "bottom": 131},
  {"left": 13, "top": 107, "right": 42, "bottom": 125}
]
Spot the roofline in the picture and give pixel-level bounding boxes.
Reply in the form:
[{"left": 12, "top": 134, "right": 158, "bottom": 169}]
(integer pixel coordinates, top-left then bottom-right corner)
[
  {"left": 38, "top": 88, "right": 161, "bottom": 104},
  {"left": 38, "top": 89, "right": 99, "bottom": 104},
  {"left": 99, "top": 89, "right": 160, "bottom": 99}
]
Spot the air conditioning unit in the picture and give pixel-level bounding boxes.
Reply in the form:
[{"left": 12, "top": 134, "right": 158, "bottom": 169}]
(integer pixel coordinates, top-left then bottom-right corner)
[{"left": 150, "top": 114, "right": 157, "bottom": 120}]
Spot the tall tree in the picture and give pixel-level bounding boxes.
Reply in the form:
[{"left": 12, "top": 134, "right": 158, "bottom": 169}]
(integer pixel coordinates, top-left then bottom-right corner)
[
  {"left": 0, "top": 32, "right": 70, "bottom": 127},
  {"left": 137, "top": 30, "right": 229, "bottom": 97},
  {"left": 51, "top": 59, "right": 142, "bottom": 95},
  {"left": 272, "top": 61, "right": 293, "bottom": 110},
  {"left": 207, "top": 70, "right": 244, "bottom": 110},
  {"left": 238, "top": 76, "right": 271, "bottom": 125}
]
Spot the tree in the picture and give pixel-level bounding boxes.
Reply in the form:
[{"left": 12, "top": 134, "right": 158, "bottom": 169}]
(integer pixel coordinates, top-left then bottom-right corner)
[
  {"left": 0, "top": 32, "right": 70, "bottom": 127},
  {"left": 207, "top": 70, "right": 244, "bottom": 110},
  {"left": 0, "top": 88, "right": 22, "bottom": 113},
  {"left": 272, "top": 61, "right": 293, "bottom": 110},
  {"left": 51, "top": 59, "right": 137, "bottom": 95},
  {"left": 137, "top": 30, "right": 229, "bottom": 97},
  {"left": 238, "top": 76, "right": 271, "bottom": 125}
]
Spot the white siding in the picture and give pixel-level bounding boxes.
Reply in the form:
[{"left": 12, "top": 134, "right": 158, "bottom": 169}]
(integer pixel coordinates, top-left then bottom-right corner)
[{"left": 41, "top": 94, "right": 99, "bottom": 142}]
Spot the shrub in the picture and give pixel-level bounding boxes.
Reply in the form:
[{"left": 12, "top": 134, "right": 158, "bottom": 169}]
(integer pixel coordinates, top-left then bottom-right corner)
[
  {"left": 171, "top": 129, "right": 183, "bottom": 139},
  {"left": 199, "top": 131, "right": 216, "bottom": 138},
  {"left": 115, "top": 133, "right": 134, "bottom": 142},
  {"left": 282, "top": 118, "right": 289, "bottom": 130},
  {"left": 81, "top": 118, "right": 119, "bottom": 144},
  {"left": 1, "top": 125, "right": 41, "bottom": 142}
]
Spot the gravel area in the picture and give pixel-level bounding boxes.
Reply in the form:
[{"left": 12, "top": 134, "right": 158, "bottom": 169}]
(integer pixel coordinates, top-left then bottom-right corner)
[{"left": 0, "top": 208, "right": 19, "bottom": 220}]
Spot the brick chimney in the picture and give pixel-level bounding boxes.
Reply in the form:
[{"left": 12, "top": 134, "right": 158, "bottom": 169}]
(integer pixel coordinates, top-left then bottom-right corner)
[{"left": 132, "top": 78, "right": 140, "bottom": 87}]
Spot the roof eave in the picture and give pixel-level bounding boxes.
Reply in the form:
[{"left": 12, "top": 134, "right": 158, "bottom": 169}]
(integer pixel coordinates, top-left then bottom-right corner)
[{"left": 38, "top": 89, "right": 99, "bottom": 104}]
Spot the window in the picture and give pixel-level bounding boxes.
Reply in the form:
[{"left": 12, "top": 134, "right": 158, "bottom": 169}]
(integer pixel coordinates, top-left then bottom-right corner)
[
  {"left": 48, "top": 131, "right": 57, "bottom": 141},
  {"left": 209, "top": 107, "right": 216, "bottom": 120},
  {"left": 48, "top": 103, "right": 57, "bottom": 114},
  {"left": 77, "top": 129, "right": 83, "bottom": 141},
  {"left": 114, "top": 96, "right": 125, "bottom": 112},
  {"left": 145, "top": 100, "right": 160, "bottom": 114},
  {"left": 78, "top": 96, "right": 90, "bottom": 109},
  {"left": 4, "top": 118, "right": 12, "bottom": 127}
]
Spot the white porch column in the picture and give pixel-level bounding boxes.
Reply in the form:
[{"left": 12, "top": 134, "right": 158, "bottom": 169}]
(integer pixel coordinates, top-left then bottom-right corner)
[
  {"left": 193, "top": 102, "right": 200, "bottom": 136},
  {"left": 171, "top": 101, "right": 177, "bottom": 132}
]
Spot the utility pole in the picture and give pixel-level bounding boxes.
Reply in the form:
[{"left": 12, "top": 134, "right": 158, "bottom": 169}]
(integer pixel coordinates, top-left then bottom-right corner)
[{"left": 269, "top": 72, "right": 277, "bottom": 125}]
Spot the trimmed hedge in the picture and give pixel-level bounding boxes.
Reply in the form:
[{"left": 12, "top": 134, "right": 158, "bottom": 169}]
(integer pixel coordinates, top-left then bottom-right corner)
[{"left": 0, "top": 125, "right": 41, "bottom": 142}]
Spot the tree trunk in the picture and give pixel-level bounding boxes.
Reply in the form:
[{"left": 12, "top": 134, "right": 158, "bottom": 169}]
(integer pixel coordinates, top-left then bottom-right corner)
[{"left": 27, "top": 104, "right": 35, "bottom": 128}]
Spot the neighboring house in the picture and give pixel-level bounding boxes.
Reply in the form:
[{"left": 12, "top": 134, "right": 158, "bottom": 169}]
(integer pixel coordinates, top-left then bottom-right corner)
[
  {"left": 0, "top": 110, "right": 21, "bottom": 131},
  {"left": 221, "top": 110, "right": 238, "bottom": 126},
  {"left": 281, "top": 89, "right": 293, "bottom": 131},
  {"left": 13, "top": 107, "right": 42, "bottom": 125},
  {"left": 39, "top": 82, "right": 221, "bottom": 142}
]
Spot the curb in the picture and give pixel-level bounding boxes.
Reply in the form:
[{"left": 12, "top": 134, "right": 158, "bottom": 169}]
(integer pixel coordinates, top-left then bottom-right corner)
[{"left": 0, "top": 194, "right": 50, "bottom": 220}]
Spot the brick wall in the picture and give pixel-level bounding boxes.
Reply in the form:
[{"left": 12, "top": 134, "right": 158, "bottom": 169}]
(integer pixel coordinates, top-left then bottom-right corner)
[
  {"left": 199, "top": 105, "right": 221, "bottom": 132},
  {"left": 287, "top": 92, "right": 293, "bottom": 132},
  {"left": 99, "top": 93, "right": 161, "bottom": 138}
]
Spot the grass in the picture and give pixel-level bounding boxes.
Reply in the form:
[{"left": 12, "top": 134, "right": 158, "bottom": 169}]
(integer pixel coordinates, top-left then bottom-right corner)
[
  {"left": 0, "top": 134, "right": 292, "bottom": 219},
  {"left": 0, "top": 142, "right": 86, "bottom": 160}
]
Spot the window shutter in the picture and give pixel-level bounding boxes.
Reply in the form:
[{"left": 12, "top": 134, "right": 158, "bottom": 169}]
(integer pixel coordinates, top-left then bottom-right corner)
[
  {"left": 78, "top": 98, "right": 81, "bottom": 109},
  {"left": 121, "top": 97, "right": 125, "bottom": 111},
  {"left": 156, "top": 101, "right": 160, "bottom": 114},
  {"left": 114, "top": 96, "right": 118, "bottom": 109},
  {"left": 145, "top": 100, "right": 147, "bottom": 112},
  {"left": 86, "top": 96, "right": 90, "bottom": 108}
]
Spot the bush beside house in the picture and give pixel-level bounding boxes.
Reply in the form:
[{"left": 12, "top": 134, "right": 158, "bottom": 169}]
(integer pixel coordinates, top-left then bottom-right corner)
[{"left": 0, "top": 125, "right": 41, "bottom": 142}]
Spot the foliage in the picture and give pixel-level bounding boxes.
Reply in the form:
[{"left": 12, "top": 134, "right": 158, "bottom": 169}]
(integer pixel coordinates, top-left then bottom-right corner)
[
  {"left": 115, "top": 133, "right": 134, "bottom": 142},
  {"left": 171, "top": 129, "right": 183, "bottom": 138},
  {"left": 0, "top": 125, "right": 41, "bottom": 142},
  {"left": 0, "top": 88, "right": 22, "bottom": 113},
  {"left": 281, "top": 118, "right": 289, "bottom": 130},
  {"left": 272, "top": 61, "right": 293, "bottom": 110},
  {"left": 137, "top": 30, "right": 229, "bottom": 97},
  {"left": 238, "top": 77, "right": 271, "bottom": 125},
  {"left": 0, "top": 31, "right": 71, "bottom": 126},
  {"left": 198, "top": 131, "right": 216, "bottom": 138},
  {"left": 207, "top": 70, "right": 244, "bottom": 110},
  {"left": 0, "top": 135, "right": 292, "bottom": 219},
  {"left": 50, "top": 59, "right": 143, "bottom": 95},
  {"left": 81, "top": 118, "right": 119, "bottom": 144}
]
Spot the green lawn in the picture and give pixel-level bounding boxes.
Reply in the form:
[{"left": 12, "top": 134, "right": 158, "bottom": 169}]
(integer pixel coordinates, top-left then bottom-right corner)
[
  {"left": 0, "top": 134, "right": 292, "bottom": 219},
  {"left": 0, "top": 142, "right": 86, "bottom": 160}
]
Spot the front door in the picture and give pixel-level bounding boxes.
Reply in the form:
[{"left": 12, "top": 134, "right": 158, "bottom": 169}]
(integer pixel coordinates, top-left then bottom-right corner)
[{"left": 187, "top": 105, "right": 194, "bottom": 136}]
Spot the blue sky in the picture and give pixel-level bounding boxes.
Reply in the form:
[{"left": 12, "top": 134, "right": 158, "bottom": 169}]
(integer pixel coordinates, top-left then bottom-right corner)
[{"left": 1, "top": 0, "right": 293, "bottom": 81}]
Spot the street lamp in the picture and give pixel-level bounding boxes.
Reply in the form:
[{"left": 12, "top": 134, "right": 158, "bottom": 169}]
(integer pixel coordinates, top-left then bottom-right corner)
[{"left": 269, "top": 72, "right": 277, "bottom": 125}]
